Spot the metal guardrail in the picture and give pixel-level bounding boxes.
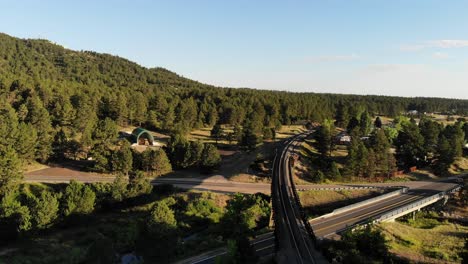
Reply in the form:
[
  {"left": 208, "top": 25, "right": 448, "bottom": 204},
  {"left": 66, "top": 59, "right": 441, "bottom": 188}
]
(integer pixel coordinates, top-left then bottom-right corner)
[
  {"left": 296, "top": 186, "right": 382, "bottom": 191},
  {"left": 374, "top": 184, "right": 462, "bottom": 223},
  {"left": 331, "top": 187, "right": 408, "bottom": 215}
]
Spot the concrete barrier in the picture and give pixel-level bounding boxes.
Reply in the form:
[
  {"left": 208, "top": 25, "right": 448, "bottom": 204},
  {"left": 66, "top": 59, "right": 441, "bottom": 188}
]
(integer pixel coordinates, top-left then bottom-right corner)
[
  {"left": 332, "top": 187, "right": 408, "bottom": 215},
  {"left": 375, "top": 184, "right": 462, "bottom": 223},
  {"left": 311, "top": 187, "right": 408, "bottom": 221}
]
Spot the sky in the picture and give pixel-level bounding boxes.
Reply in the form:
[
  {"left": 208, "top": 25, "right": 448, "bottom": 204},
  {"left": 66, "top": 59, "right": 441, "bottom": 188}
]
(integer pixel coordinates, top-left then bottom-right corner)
[{"left": 1, "top": 0, "right": 468, "bottom": 99}]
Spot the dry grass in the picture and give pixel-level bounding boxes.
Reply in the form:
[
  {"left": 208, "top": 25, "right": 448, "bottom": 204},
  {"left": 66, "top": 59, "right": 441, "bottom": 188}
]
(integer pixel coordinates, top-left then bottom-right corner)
[
  {"left": 23, "top": 161, "right": 50, "bottom": 173},
  {"left": 276, "top": 125, "right": 306, "bottom": 139},
  {"left": 299, "top": 189, "right": 384, "bottom": 208},
  {"left": 229, "top": 173, "right": 271, "bottom": 183},
  {"left": 450, "top": 156, "right": 468, "bottom": 175},
  {"left": 189, "top": 127, "right": 237, "bottom": 145},
  {"left": 429, "top": 114, "right": 466, "bottom": 125},
  {"left": 380, "top": 221, "right": 468, "bottom": 263}
]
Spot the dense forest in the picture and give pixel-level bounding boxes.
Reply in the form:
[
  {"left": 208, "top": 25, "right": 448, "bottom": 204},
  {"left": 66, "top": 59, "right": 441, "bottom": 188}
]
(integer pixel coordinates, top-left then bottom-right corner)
[
  {"left": 0, "top": 32, "right": 467, "bottom": 167},
  {"left": 0, "top": 32, "right": 467, "bottom": 263}
]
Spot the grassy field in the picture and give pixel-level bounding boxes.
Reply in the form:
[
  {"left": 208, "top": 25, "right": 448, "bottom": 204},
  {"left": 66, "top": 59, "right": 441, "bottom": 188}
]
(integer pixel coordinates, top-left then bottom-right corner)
[
  {"left": 380, "top": 217, "right": 468, "bottom": 263},
  {"left": 275, "top": 125, "right": 306, "bottom": 139},
  {"left": 298, "top": 189, "right": 387, "bottom": 219},
  {"left": 189, "top": 125, "right": 305, "bottom": 143}
]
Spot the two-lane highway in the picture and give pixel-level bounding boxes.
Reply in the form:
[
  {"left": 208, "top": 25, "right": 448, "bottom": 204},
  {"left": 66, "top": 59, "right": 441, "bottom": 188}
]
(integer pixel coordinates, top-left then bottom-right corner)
[{"left": 310, "top": 181, "right": 459, "bottom": 238}]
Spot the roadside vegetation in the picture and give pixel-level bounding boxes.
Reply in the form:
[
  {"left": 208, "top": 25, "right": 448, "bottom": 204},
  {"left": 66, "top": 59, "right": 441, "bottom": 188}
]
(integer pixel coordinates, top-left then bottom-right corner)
[
  {"left": 381, "top": 211, "right": 468, "bottom": 263},
  {"left": 319, "top": 225, "right": 401, "bottom": 263},
  {"left": 0, "top": 180, "right": 271, "bottom": 263}
]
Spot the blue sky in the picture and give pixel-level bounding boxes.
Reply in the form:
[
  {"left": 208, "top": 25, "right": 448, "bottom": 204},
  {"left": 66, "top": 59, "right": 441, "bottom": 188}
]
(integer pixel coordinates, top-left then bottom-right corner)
[{"left": 1, "top": 0, "right": 468, "bottom": 99}]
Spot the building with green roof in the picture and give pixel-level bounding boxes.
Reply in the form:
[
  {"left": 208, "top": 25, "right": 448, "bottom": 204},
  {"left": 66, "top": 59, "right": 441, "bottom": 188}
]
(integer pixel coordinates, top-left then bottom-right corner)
[{"left": 131, "top": 128, "right": 154, "bottom": 146}]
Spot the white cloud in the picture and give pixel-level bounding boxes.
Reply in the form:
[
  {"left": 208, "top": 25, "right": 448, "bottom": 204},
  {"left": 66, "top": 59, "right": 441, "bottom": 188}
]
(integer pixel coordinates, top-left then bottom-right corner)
[
  {"left": 433, "top": 52, "right": 450, "bottom": 59},
  {"left": 401, "top": 40, "right": 468, "bottom": 51},
  {"left": 302, "top": 53, "right": 360, "bottom": 62},
  {"left": 429, "top": 40, "right": 468, "bottom": 48}
]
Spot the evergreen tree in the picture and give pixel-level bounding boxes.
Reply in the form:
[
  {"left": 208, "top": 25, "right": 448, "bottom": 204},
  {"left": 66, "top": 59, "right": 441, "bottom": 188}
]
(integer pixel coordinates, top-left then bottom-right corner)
[
  {"left": 147, "top": 201, "right": 177, "bottom": 236},
  {"left": 347, "top": 116, "right": 360, "bottom": 133},
  {"left": 127, "top": 171, "right": 152, "bottom": 198},
  {"left": 0, "top": 192, "right": 32, "bottom": 233},
  {"left": 433, "top": 136, "right": 452, "bottom": 175},
  {"left": 311, "top": 170, "right": 325, "bottom": 183},
  {"left": 0, "top": 146, "right": 23, "bottom": 197},
  {"left": 16, "top": 122, "right": 38, "bottom": 162},
  {"left": 25, "top": 97, "right": 53, "bottom": 162},
  {"left": 90, "top": 118, "right": 117, "bottom": 172},
  {"left": 62, "top": 181, "right": 96, "bottom": 216},
  {"left": 240, "top": 120, "right": 261, "bottom": 150},
  {"left": 395, "top": 122, "right": 425, "bottom": 168},
  {"left": 335, "top": 103, "right": 349, "bottom": 128},
  {"left": 211, "top": 123, "right": 223, "bottom": 144},
  {"left": 419, "top": 117, "right": 442, "bottom": 155},
  {"left": 200, "top": 144, "right": 221, "bottom": 172},
  {"left": 139, "top": 148, "right": 172, "bottom": 176},
  {"left": 327, "top": 162, "right": 341, "bottom": 181},
  {"left": 111, "top": 141, "right": 133, "bottom": 175},
  {"left": 315, "top": 120, "right": 335, "bottom": 158},
  {"left": 359, "top": 111, "right": 372, "bottom": 136},
  {"left": 30, "top": 190, "right": 59, "bottom": 229},
  {"left": 233, "top": 124, "right": 242, "bottom": 142},
  {"left": 0, "top": 101, "right": 20, "bottom": 150},
  {"left": 374, "top": 116, "right": 382, "bottom": 129},
  {"left": 111, "top": 173, "right": 128, "bottom": 202}
]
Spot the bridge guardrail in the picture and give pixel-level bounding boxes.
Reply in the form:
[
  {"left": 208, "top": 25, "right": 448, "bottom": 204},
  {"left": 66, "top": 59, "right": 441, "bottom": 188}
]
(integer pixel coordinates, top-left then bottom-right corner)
[
  {"left": 374, "top": 184, "right": 462, "bottom": 223},
  {"left": 330, "top": 187, "right": 408, "bottom": 216},
  {"left": 374, "top": 193, "right": 442, "bottom": 222}
]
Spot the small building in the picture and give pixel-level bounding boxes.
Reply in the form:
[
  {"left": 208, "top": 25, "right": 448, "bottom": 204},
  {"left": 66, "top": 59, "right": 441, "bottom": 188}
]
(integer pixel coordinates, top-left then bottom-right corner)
[
  {"left": 131, "top": 128, "right": 155, "bottom": 146},
  {"left": 335, "top": 132, "right": 351, "bottom": 145}
]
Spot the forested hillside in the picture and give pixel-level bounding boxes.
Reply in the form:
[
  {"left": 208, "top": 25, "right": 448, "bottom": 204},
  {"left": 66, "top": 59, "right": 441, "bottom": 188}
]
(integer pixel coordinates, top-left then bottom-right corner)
[{"left": 0, "top": 32, "right": 467, "bottom": 167}]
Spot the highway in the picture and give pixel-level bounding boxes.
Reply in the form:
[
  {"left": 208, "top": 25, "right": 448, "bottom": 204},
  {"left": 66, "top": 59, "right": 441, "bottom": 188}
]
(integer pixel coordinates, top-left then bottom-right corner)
[
  {"left": 272, "top": 133, "right": 325, "bottom": 264},
  {"left": 23, "top": 134, "right": 463, "bottom": 264},
  {"left": 310, "top": 181, "right": 460, "bottom": 238},
  {"left": 175, "top": 233, "right": 275, "bottom": 264}
]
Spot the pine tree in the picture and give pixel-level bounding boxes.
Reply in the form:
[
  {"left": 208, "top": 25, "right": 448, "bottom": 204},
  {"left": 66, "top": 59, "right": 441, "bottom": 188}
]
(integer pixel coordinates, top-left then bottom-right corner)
[
  {"left": 25, "top": 97, "right": 53, "bottom": 162},
  {"left": 335, "top": 103, "right": 349, "bottom": 128},
  {"left": 211, "top": 123, "right": 223, "bottom": 144},
  {"left": 111, "top": 173, "right": 128, "bottom": 202},
  {"left": 62, "top": 181, "right": 96, "bottom": 216},
  {"left": 374, "top": 116, "right": 382, "bottom": 129},
  {"left": 111, "top": 141, "right": 133, "bottom": 175},
  {"left": 395, "top": 122, "right": 425, "bottom": 168},
  {"left": 359, "top": 111, "right": 372, "bottom": 136},
  {"left": 127, "top": 171, "right": 152, "bottom": 198},
  {"left": 31, "top": 190, "right": 59, "bottom": 229},
  {"left": 0, "top": 147, "right": 23, "bottom": 197},
  {"left": 16, "top": 122, "right": 37, "bottom": 161},
  {"left": 200, "top": 144, "right": 221, "bottom": 172},
  {"left": 419, "top": 117, "right": 442, "bottom": 155}
]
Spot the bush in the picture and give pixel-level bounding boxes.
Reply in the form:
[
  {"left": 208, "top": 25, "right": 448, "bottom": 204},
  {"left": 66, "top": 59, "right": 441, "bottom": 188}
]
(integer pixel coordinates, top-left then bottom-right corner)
[
  {"left": 200, "top": 144, "right": 221, "bottom": 172},
  {"left": 30, "top": 190, "right": 59, "bottom": 229},
  {"left": 62, "top": 181, "right": 96, "bottom": 216}
]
